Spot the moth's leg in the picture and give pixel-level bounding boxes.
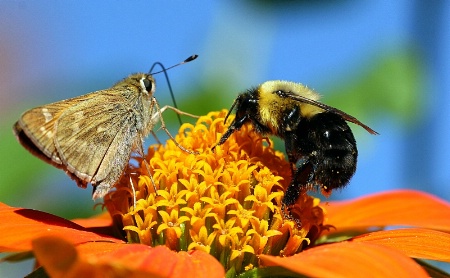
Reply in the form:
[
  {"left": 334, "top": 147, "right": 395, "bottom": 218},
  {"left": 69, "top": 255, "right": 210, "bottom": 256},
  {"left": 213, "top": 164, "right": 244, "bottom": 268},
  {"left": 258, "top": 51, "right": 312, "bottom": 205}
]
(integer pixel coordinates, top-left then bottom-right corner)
[
  {"left": 136, "top": 133, "right": 159, "bottom": 194},
  {"left": 129, "top": 176, "right": 137, "bottom": 209},
  {"left": 150, "top": 130, "right": 162, "bottom": 145},
  {"left": 159, "top": 105, "right": 199, "bottom": 119},
  {"left": 152, "top": 99, "right": 198, "bottom": 155}
]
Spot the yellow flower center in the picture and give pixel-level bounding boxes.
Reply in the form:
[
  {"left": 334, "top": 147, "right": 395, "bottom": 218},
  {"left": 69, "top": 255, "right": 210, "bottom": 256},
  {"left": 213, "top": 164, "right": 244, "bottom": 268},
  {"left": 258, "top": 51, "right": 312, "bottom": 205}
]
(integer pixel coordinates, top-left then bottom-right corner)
[{"left": 104, "top": 110, "right": 326, "bottom": 274}]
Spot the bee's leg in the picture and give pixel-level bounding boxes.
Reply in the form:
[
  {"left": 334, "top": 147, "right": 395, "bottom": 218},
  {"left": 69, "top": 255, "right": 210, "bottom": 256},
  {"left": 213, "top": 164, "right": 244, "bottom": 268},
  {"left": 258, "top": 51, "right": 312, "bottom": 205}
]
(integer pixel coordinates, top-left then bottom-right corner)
[
  {"left": 283, "top": 158, "right": 314, "bottom": 206},
  {"left": 284, "top": 131, "right": 300, "bottom": 175},
  {"left": 281, "top": 158, "right": 314, "bottom": 229},
  {"left": 213, "top": 114, "right": 249, "bottom": 150}
]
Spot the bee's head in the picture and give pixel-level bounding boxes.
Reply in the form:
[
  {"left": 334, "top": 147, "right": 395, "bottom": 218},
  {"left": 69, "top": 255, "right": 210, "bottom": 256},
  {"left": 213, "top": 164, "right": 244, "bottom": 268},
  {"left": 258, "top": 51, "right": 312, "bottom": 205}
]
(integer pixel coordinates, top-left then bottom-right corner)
[{"left": 224, "top": 90, "right": 258, "bottom": 124}]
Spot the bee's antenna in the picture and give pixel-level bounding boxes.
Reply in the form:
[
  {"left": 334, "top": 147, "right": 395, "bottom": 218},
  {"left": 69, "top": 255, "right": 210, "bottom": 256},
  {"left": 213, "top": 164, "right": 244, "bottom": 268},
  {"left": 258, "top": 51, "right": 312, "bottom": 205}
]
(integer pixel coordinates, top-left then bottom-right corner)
[{"left": 149, "top": 55, "right": 198, "bottom": 126}]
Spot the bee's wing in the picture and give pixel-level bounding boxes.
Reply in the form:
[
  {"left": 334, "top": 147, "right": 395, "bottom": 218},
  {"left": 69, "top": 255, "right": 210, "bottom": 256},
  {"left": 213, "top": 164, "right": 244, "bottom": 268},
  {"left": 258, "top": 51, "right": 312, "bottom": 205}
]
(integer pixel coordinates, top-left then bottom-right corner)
[
  {"left": 54, "top": 89, "right": 140, "bottom": 183},
  {"left": 284, "top": 91, "right": 378, "bottom": 135}
]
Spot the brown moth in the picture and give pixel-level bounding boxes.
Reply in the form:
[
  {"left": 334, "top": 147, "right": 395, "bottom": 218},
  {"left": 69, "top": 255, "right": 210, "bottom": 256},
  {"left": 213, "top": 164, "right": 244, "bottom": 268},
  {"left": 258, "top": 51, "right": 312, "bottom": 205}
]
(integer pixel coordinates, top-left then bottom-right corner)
[{"left": 13, "top": 55, "right": 198, "bottom": 199}]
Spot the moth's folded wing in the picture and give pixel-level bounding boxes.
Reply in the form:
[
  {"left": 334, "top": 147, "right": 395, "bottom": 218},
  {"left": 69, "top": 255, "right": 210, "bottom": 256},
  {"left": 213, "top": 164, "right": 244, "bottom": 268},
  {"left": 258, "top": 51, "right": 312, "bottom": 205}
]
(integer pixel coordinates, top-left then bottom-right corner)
[
  {"left": 14, "top": 101, "right": 76, "bottom": 165},
  {"left": 54, "top": 91, "right": 138, "bottom": 184}
]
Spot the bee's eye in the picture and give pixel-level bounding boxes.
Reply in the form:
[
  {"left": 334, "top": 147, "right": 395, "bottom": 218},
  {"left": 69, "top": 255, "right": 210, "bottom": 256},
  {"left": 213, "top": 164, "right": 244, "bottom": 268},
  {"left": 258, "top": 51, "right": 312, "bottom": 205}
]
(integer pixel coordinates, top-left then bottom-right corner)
[{"left": 143, "top": 78, "right": 153, "bottom": 92}]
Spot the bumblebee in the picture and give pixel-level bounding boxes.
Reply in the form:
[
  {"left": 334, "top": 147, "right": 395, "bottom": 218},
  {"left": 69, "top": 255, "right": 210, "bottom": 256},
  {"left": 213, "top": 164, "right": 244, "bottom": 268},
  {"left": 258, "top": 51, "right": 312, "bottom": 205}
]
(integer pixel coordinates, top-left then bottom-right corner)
[{"left": 215, "top": 80, "right": 378, "bottom": 207}]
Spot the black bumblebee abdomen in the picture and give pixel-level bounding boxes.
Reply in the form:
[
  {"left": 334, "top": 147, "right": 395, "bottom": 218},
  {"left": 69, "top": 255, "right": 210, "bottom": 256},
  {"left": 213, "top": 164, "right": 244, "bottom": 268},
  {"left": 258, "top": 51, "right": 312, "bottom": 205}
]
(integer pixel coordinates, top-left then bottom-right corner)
[
  {"left": 305, "top": 112, "right": 357, "bottom": 190},
  {"left": 283, "top": 112, "right": 358, "bottom": 206}
]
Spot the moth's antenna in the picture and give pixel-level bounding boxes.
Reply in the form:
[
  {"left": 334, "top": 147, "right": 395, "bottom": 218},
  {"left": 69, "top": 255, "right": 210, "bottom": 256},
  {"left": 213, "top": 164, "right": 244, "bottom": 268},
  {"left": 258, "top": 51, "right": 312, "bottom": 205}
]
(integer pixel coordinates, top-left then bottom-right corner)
[
  {"left": 150, "top": 55, "right": 198, "bottom": 126},
  {"left": 150, "top": 55, "right": 198, "bottom": 74}
]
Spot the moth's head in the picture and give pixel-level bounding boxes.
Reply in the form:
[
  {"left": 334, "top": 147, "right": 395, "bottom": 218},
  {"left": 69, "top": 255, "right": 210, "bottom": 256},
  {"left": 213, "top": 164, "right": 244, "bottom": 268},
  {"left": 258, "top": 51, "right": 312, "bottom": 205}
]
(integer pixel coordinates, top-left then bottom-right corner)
[
  {"left": 115, "top": 73, "right": 156, "bottom": 96},
  {"left": 138, "top": 74, "right": 156, "bottom": 96}
]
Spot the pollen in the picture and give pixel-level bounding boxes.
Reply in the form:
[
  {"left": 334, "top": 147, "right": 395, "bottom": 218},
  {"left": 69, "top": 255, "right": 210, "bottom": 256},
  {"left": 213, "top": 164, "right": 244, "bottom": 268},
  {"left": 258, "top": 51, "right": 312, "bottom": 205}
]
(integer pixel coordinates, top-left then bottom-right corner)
[{"left": 104, "top": 110, "right": 326, "bottom": 274}]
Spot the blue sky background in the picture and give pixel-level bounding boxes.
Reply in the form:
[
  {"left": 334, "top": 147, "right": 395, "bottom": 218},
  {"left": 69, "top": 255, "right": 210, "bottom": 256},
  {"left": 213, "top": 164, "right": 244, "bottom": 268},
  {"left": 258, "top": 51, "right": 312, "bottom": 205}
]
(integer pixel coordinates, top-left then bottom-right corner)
[{"left": 1, "top": 1, "right": 449, "bottom": 275}]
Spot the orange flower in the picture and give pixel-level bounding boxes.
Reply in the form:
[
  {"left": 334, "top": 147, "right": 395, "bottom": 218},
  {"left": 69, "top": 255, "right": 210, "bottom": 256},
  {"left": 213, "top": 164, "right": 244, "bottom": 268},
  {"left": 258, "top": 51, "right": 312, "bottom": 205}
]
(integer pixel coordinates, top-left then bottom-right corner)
[{"left": 1, "top": 111, "right": 450, "bottom": 277}]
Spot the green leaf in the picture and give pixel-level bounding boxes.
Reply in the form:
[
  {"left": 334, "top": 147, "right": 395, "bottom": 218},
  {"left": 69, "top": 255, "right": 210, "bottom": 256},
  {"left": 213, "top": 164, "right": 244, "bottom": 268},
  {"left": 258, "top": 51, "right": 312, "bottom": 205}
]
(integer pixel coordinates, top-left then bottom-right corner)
[{"left": 324, "top": 47, "right": 424, "bottom": 127}]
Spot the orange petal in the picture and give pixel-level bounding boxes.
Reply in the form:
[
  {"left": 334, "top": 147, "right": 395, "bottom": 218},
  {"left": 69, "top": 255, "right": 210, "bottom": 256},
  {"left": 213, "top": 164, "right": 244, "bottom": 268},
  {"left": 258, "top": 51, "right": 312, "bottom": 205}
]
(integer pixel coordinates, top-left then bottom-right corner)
[
  {"left": 260, "top": 241, "right": 428, "bottom": 278},
  {"left": 33, "top": 236, "right": 148, "bottom": 278},
  {"left": 76, "top": 241, "right": 127, "bottom": 257},
  {"left": 324, "top": 190, "right": 450, "bottom": 232},
  {"left": 32, "top": 236, "right": 78, "bottom": 277},
  {"left": 33, "top": 236, "right": 225, "bottom": 278},
  {"left": 353, "top": 228, "right": 450, "bottom": 262},
  {"left": 71, "top": 211, "right": 112, "bottom": 228},
  {"left": 94, "top": 245, "right": 225, "bottom": 278},
  {"left": 0, "top": 203, "right": 122, "bottom": 252}
]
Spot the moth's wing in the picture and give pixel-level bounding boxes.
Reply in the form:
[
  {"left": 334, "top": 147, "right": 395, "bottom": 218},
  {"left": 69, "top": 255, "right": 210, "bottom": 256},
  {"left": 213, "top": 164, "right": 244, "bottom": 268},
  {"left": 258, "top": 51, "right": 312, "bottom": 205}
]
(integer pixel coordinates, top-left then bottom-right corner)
[
  {"left": 284, "top": 91, "right": 379, "bottom": 135},
  {"left": 54, "top": 89, "right": 140, "bottom": 185},
  {"left": 14, "top": 93, "right": 98, "bottom": 164},
  {"left": 14, "top": 93, "right": 104, "bottom": 188}
]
